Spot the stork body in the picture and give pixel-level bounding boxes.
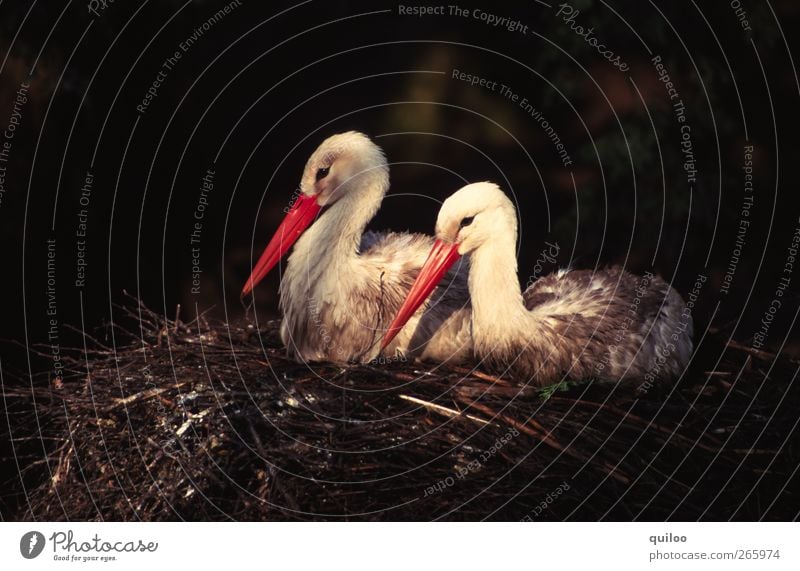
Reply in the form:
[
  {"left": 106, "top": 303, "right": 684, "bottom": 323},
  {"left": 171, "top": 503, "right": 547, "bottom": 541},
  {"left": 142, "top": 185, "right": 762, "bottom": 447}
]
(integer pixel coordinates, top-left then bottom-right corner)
[
  {"left": 383, "top": 183, "right": 692, "bottom": 383},
  {"left": 243, "top": 132, "right": 472, "bottom": 364}
]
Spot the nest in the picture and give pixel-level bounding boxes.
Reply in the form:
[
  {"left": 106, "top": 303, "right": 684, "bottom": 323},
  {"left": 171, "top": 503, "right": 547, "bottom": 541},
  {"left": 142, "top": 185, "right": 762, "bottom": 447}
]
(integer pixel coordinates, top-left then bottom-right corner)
[{"left": 3, "top": 301, "right": 799, "bottom": 521}]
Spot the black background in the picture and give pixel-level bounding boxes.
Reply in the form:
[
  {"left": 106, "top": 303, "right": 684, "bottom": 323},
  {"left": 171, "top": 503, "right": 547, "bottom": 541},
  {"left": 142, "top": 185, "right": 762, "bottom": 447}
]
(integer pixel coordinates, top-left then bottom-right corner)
[{"left": 1, "top": 0, "right": 799, "bottom": 516}]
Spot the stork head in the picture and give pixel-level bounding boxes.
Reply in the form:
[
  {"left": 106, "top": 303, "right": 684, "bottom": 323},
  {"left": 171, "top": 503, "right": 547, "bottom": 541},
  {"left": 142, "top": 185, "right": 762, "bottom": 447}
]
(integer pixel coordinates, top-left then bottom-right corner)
[
  {"left": 381, "top": 182, "right": 516, "bottom": 349},
  {"left": 435, "top": 182, "right": 517, "bottom": 255},
  {"left": 242, "top": 131, "right": 388, "bottom": 297},
  {"left": 300, "top": 131, "right": 389, "bottom": 207}
]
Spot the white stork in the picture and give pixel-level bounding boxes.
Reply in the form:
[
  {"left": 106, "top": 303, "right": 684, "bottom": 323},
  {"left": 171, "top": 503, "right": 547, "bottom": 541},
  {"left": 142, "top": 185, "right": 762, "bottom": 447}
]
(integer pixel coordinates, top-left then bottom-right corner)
[
  {"left": 243, "top": 132, "right": 472, "bottom": 364},
  {"left": 382, "top": 182, "right": 693, "bottom": 383}
]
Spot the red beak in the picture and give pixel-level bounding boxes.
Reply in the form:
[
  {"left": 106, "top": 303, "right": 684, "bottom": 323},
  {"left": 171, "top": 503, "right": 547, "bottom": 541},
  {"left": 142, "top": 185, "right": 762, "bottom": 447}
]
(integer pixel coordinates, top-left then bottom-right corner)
[
  {"left": 381, "top": 239, "right": 462, "bottom": 350},
  {"left": 241, "top": 194, "right": 321, "bottom": 296}
]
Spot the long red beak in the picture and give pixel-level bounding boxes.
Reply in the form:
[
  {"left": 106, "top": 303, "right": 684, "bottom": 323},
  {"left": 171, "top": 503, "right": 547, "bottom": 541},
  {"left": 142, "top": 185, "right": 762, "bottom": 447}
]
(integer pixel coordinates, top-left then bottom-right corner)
[
  {"left": 380, "top": 239, "right": 462, "bottom": 350},
  {"left": 241, "top": 194, "right": 321, "bottom": 296}
]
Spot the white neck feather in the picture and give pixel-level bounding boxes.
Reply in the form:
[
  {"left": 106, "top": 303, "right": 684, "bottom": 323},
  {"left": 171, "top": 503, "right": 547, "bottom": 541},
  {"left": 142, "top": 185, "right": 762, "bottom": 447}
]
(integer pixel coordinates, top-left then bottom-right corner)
[
  {"left": 284, "top": 173, "right": 387, "bottom": 290},
  {"left": 467, "top": 230, "right": 526, "bottom": 349}
]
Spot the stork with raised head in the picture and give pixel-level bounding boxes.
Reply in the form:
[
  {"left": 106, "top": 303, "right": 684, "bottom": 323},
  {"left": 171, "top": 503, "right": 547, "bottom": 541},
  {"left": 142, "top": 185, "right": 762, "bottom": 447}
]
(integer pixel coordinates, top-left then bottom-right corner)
[
  {"left": 242, "top": 132, "right": 472, "bottom": 364},
  {"left": 382, "top": 182, "right": 693, "bottom": 383}
]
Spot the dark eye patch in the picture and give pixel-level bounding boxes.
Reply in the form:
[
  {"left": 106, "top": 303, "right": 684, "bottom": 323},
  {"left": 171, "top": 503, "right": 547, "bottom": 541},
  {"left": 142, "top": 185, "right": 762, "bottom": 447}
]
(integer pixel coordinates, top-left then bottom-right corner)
[
  {"left": 460, "top": 216, "right": 475, "bottom": 228},
  {"left": 316, "top": 167, "right": 330, "bottom": 181}
]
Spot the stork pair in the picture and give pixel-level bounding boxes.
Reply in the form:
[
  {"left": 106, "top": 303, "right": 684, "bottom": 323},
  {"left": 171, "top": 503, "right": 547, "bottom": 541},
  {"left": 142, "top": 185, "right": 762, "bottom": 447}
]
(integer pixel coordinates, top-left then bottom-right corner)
[{"left": 242, "top": 132, "right": 692, "bottom": 383}]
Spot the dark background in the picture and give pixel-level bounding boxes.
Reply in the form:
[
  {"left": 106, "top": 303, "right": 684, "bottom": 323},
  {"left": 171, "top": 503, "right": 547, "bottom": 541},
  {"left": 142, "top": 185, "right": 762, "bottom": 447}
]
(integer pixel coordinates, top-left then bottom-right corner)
[{"left": 1, "top": 0, "right": 798, "bottom": 515}]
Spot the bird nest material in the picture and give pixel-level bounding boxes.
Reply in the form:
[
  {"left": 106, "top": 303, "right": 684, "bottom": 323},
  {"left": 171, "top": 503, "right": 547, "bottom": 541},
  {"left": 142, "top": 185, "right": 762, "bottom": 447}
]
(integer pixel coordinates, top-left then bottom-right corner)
[{"left": 2, "top": 300, "right": 799, "bottom": 521}]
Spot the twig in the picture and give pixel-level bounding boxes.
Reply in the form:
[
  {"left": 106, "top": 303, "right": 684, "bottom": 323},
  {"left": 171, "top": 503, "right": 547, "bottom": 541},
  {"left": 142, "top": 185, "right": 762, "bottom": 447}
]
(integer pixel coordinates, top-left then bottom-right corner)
[
  {"left": 399, "top": 394, "right": 491, "bottom": 425},
  {"left": 174, "top": 304, "right": 181, "bottom": 334},
  {"left": 452, "top": 366, "right": 510, "bottom": 386},
  {"left": 726, "top": 339, "right": 776, "bottom": 361}
]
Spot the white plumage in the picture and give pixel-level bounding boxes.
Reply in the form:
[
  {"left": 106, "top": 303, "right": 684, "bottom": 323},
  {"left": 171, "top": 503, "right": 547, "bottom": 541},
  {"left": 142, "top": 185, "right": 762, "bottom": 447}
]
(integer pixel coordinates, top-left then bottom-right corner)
[
  {"left": 383, "top": 182, "right": 693, "bottom": 384},
  {"left": 243, "top": 132, "right": 473, "bottom": 364}
]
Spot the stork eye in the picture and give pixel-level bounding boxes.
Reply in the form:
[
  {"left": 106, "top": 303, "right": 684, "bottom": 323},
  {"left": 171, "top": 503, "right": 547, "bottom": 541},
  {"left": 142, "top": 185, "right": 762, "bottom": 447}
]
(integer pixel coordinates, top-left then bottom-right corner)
[
  {"left": 316, "top": 167, "right": 330, "bottom": 181},
  {"left": 460, "top": 216, "right": 475, "bottom": 228}
]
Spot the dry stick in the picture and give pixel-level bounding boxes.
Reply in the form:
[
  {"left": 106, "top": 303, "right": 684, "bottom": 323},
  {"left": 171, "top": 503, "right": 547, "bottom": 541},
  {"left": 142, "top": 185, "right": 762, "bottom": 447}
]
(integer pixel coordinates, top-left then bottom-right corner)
[
  {"left": 725, "top": 339, "right": 777, "bottom": 361},
  {"left": 362, "top": 366, "right": 418, "bottom": 383},
  {"left": 111, "top": 383, "right": 190, "bottom": 408},
  {"left": 467, "top": 400, "right": 631, "bottom": 485},
  {"left": 454, "top": 384, "right": 535, "bottom": 398},
  {"left": 451, "top": 366, "right": 510, "bottom": 386},
  {"left": 174, "top": 304, "right": 182, "bottom": 334},
  {"left": 399, "top": 395, "right": 491, "bottom": 425},
  {"left": 51, "top": 443, "right": 74, "bottom": 487}
]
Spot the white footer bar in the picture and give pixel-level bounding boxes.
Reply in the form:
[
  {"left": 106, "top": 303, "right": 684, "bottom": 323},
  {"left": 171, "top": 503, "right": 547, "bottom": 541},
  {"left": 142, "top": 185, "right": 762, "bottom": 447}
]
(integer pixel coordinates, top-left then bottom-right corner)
[{"left": 1, "top": 522, "right": 797, "bottom": 570}]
